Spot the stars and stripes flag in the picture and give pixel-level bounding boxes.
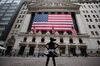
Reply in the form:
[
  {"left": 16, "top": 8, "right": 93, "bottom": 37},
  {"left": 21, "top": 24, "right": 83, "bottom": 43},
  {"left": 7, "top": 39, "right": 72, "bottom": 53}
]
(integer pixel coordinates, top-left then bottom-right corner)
[{"left": 31, "top": 13, "right": 77, "bottom": 35}]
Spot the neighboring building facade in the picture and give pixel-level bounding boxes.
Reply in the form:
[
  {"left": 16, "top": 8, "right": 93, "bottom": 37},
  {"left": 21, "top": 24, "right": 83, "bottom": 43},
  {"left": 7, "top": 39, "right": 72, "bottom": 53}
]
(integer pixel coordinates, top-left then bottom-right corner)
[
  {"left": 5, "top": 0, "right": 100, "bottom": 56},
  {"left": 0, "top": 0, "right": 23, "bottom": 46}
]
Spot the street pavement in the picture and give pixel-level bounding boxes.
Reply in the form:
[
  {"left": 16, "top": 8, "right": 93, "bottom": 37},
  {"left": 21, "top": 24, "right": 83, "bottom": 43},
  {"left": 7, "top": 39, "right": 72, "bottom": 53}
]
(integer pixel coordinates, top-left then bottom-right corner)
[{"left": 0, "top": 56, "right": 100, "bottom": 66}]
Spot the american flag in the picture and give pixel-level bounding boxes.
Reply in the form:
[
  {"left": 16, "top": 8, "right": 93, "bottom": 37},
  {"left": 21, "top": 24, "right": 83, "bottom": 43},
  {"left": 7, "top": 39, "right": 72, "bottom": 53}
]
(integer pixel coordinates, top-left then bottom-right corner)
[{"left": 31, "top": 13, "right": 77, "bottom": 35}]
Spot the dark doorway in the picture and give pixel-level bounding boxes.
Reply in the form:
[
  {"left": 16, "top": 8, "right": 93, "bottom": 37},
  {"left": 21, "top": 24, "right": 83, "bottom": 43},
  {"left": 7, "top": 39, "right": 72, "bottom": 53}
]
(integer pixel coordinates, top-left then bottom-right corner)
[
  {"left": 29, "top": 46, "right": 35, "bottom": 55},
  {"left": 5, "top": 46, "right": 12, "bottom": 56},
  {"left": 18, "top": 46, "right": 25, "bottom": 56}
]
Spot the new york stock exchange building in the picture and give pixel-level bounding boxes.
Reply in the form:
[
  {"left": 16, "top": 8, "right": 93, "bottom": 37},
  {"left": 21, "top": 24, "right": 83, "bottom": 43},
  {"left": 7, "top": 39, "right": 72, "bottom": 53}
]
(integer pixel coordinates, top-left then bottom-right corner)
[{"left": 5, "top": 0, "right": 100, "bottom": 57}]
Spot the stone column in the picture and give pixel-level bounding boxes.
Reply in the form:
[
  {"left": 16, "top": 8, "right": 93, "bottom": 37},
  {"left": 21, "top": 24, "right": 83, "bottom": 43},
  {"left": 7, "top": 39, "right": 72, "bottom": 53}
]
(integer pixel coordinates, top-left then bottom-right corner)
[
  {"left": 24, "top": 45, "right": 29, "bottom": 57},
  {"left": 34, "top": 44, "right": 39, "bottom": 57}
]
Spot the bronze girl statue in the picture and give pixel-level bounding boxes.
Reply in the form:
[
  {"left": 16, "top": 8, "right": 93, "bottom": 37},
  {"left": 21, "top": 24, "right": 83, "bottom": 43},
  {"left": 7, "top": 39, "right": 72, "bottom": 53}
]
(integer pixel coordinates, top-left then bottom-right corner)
[{"left": 45, "top": 37, "right": 59, "bottom": 66}]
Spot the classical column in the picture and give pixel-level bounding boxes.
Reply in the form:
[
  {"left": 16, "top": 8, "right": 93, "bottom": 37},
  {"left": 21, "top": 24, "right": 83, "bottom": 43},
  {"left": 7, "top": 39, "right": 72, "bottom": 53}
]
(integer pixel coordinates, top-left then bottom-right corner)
[{"left": 24, "top": 45, "right": 29, "bottom": 57}]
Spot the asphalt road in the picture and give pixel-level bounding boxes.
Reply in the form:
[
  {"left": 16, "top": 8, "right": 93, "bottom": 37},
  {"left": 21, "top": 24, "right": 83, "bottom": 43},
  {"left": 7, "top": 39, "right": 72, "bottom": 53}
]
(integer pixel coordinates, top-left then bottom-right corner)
[{"left": 0, "top": 57, "right": 100, "bottom": 66}]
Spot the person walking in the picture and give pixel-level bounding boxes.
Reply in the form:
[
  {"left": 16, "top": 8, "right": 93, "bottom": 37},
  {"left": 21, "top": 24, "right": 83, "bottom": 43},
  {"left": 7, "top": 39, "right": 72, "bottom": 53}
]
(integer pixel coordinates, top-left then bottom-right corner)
[{"left": 45, "top": 37, "right": 59, "bottom": 66}]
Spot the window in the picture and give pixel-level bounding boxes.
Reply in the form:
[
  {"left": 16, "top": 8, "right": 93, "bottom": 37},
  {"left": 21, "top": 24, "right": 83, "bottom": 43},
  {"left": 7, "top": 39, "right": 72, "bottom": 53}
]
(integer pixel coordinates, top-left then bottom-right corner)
[
  {"left": 69, "top": 38, "right": 73, "bottom": 43},
  {"left": 57, "top": 12, "right": 62, "bottom": 14},
  {"left": 0, "top": 14, "right": 3, "bottom": 16},
  {"left": 7, "top": 10, "right": 15, "bottom": 12},
  {"left": 4, "top": 4, "right": 10, "bottom": 6},
  {"left": 13, "top": 0, "right": 21, "bottom": 4},
  {"left": 32, "top": 37, "right": 35, "bottom": 42},
  {"left": 88, "top": 25, "right": 91, "bottom": 29},
  {"left": 93, "top": 15, "right": 95, "bottom": 18},
  {"left": 86, "top": 19, "right": 89, "bottom": 22},
  {"left": 20, "top": 20, "right": 22, "bottom": 23},
  {"left": 90, "top": 19, "right": 92, "bottom": 22},
  {"left": 84, "top": 5, "right": 86, "bottom": 8},
  {"left": 37, "top": 12, "right": 42, "bottom": 14},
  {"left": 51, "top": 12, "right": 55, "bottom": 14},
  {"left": 2, "top": 7, "right": 8, "bottom": 9},
  {"left": 99, "top": 10, "right": 100, "bottom": 13},
  {"left": 2, "top": 17, "right": 11, "bottom": 20},
  {"left": 64, "top": 12, "right": 68, "bottom": 14},
  {"left": 4, "top": 14, "right": 13, "bottom": 16},
  {"left": 95, "top": 31, "right": 99, "bottom": 35},
  {"left": 91, "top": 5, "right": 94, "bottom": 8},
  {"left": 91, "top": 10, "right": 93, "bottom": 13},
  {"left": 9, "top": 6, "right": 17, "bottom": 9},
  {"left": 94, "top": 10, "right": 96, "bottom": 13},
  {"left": 98, "top": 19, "right": 100, "bottom": 22},
  {"left": 84, "top": 15, "right": 87, "bottom": 17},
  {"left": 24, "top": 11, "right": 26, "bottom": 14},
  {"left": 88, "top": 5, "right": 91, "bottom": 8},
  {"left": 95, "top": 5, "right": 98, "bottom": 8},
  {"left": 14, "top": 25, "right": 17, "bottom": 28},
  {"left": 11, "top": 3, "right": 18, "bottom": 6},
  {"left": 92, "top": 25, "right": 95, "bottom": 28},
  {"left": 0, "top": 10, "right": 6, "bottom": 12},
  {"left": 60, "top": 38, "right": 63, "bottom": 43},
  {"left": 41, "top": 38, "right": 45, "bottom": 42},
  {"left": 91, "top": 31, "right": 94, "bottom": 35},
  {"left": 96, "top": 15, "right": 99, "bottom": 18},
  {"left": 22, "top": 15, "right": 24, "bottom": 18},
  {"left": 98, "top": 25, "right": 100, "bottom": 29},
  {"left": 19, "top": 15, "right": 21, "bottom": 18},
  {"left": 83, "top": 11, "right": 85, "bottom": 13},
  {"left": 97, "top": 41, "right": 100, "bottom": 45},
  {"left": 17, "top": 20, "right": 19, "bottom": 23},
  {"left": 95, "top": 19, "right": 98, "bottom": 22},
  {"left": 18, "top": 25, "right": 20, "bottom": 28},
  {"left": 23, "top": 37, "right": 27, "bottom": 42},
  {"left": 20, "top": 11, "right": 23, "bottom": 14},
  {"left": 7, "top": 0, "right": 13, "bottom": 3},
  {"left": 79, "top": 38, "right": 83, "bottom": 43},
  {"left": 86, "top": 10, "right": 88, "bottom": 13},
  {"left": 88, "top": 15, "right": 90, "bottom": 17}
]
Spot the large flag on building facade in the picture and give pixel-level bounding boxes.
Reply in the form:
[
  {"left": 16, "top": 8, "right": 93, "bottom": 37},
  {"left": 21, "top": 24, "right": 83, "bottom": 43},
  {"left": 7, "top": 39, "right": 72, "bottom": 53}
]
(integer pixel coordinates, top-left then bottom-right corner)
[{"left": 31, "top": 13, "right": 77, "bottom": 35}]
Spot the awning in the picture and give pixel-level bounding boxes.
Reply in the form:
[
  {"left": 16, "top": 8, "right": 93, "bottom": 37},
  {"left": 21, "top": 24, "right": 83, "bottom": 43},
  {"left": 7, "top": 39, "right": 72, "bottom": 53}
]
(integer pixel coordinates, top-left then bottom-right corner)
[{"left": 0, "top": 46, "right": 6, "bottom": 50}]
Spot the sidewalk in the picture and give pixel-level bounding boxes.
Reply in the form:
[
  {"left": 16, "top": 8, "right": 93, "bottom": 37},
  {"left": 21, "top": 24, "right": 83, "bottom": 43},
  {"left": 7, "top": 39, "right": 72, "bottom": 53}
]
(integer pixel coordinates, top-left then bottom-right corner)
[{"left": 0, "top": 57, "right": 100, "bottom": 66}]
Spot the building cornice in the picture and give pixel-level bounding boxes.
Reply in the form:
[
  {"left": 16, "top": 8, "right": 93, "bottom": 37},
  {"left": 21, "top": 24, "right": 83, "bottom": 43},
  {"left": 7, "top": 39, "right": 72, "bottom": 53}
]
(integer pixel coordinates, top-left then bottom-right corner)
[{"left": 27, "top": 1, "right": 80, "bottom": 12}]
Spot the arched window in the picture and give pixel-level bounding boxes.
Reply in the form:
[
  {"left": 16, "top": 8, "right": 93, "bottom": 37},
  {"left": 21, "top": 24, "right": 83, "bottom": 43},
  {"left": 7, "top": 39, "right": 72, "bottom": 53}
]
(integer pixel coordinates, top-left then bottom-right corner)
[
  {"left": 79, "top": 38, "right": 83, "bottom": 43},
  {"left": 32, "top": 37, "right": 35, "bottom": 42},
  {"left": 41, "top": 37, "right": 45, "bottom": 42},
  {"left": 69, "top": 38, "right": 73, "bottom": 43}
]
